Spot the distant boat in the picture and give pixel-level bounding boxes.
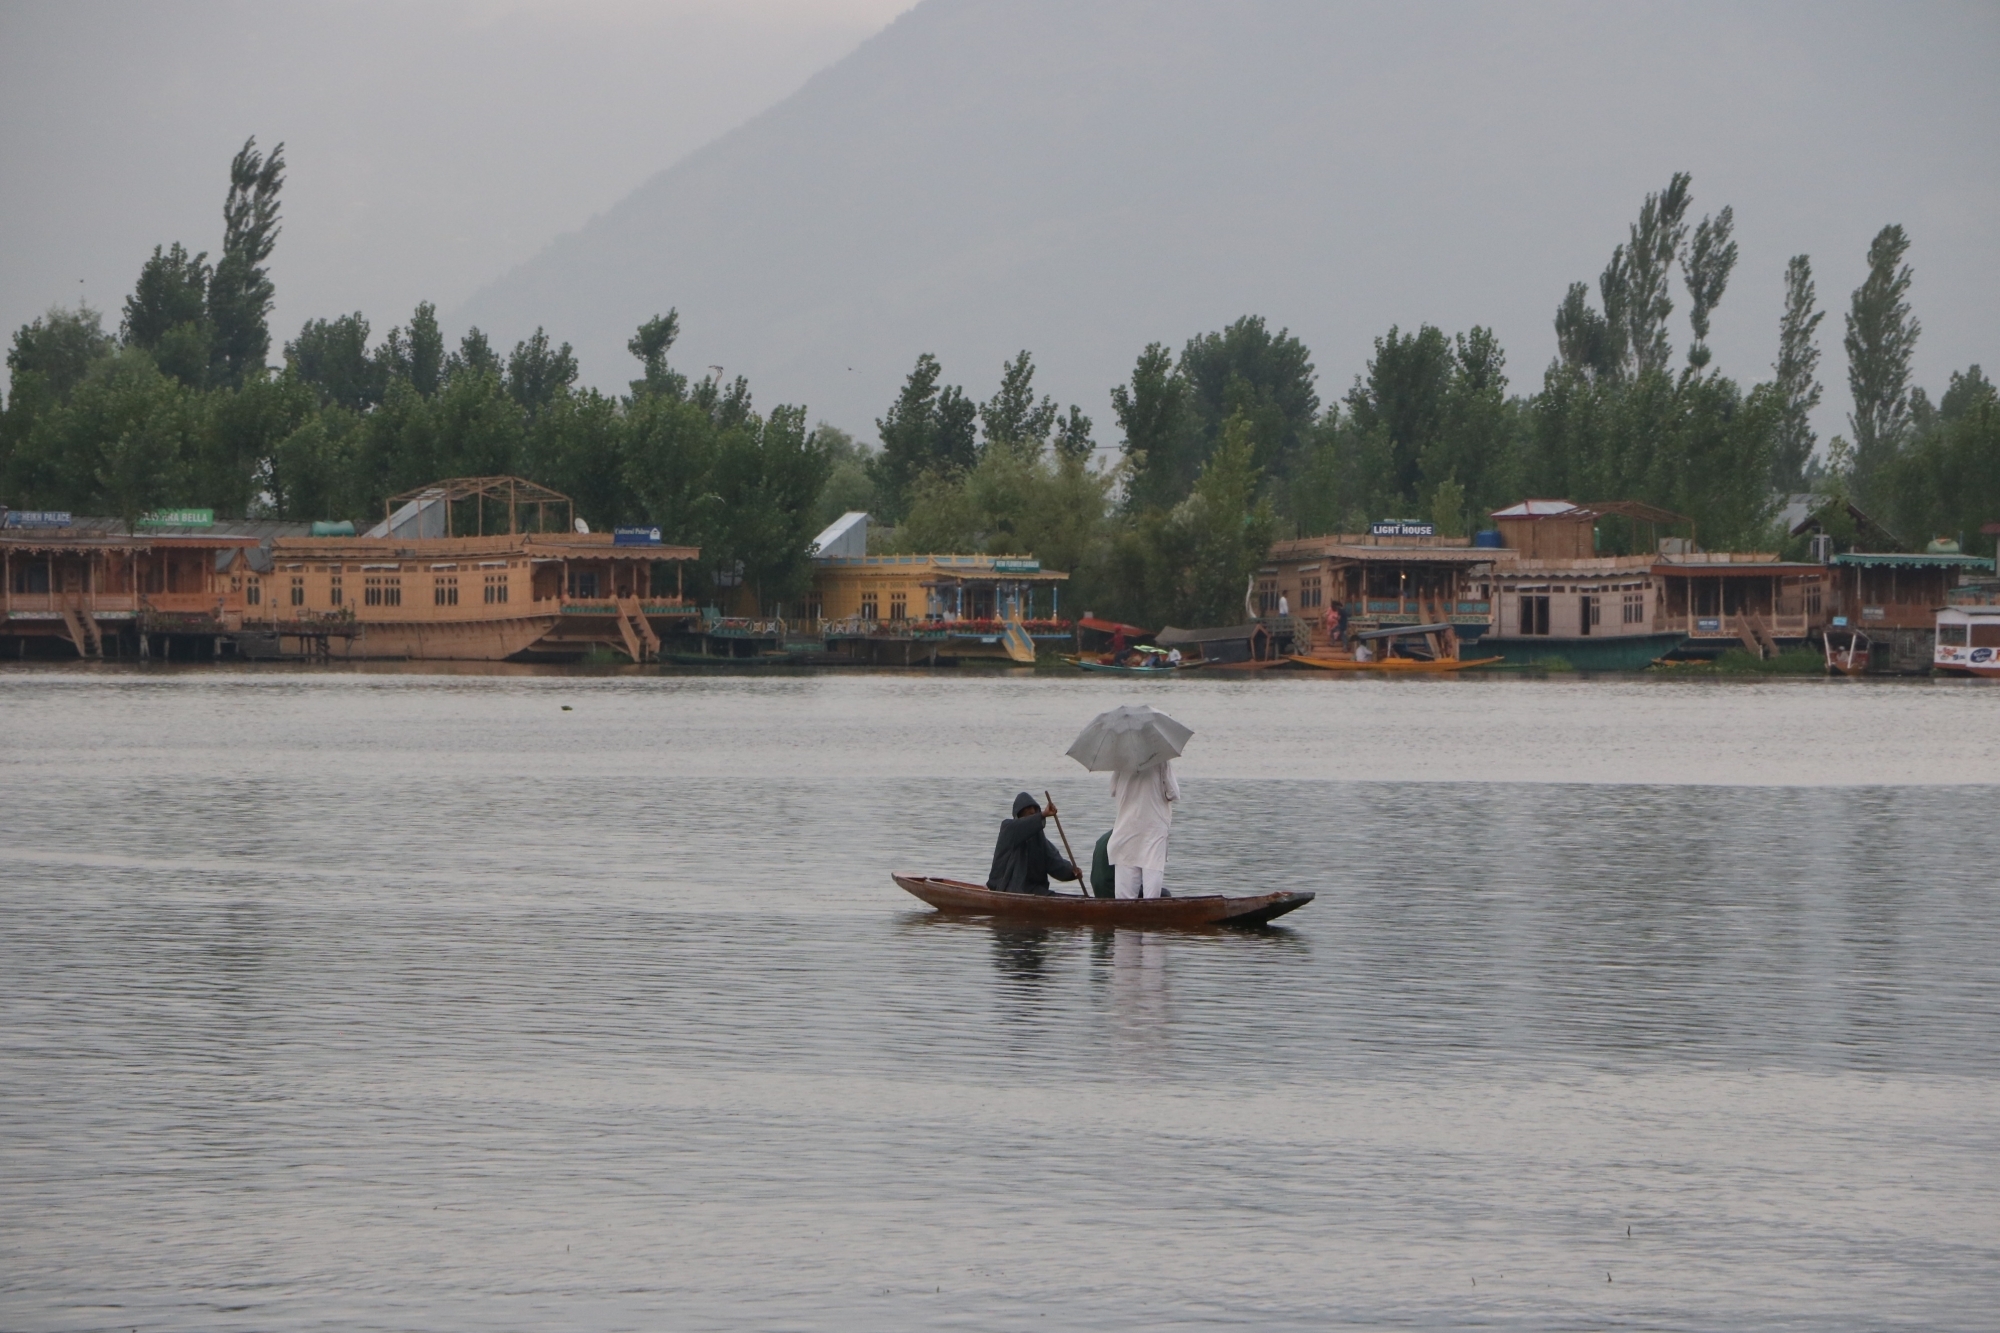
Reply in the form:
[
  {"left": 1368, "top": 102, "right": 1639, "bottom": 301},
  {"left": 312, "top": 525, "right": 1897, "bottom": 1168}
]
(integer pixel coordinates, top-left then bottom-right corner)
[
  {"left": 1072, "top": 656, "right": 1205, "bottom": 675},
  {"left": 1289, "top": 622, "right": 1501, "bottom": 672},
  {"left": 892, "top": 874, "right": 1313, "bottom": 927}
]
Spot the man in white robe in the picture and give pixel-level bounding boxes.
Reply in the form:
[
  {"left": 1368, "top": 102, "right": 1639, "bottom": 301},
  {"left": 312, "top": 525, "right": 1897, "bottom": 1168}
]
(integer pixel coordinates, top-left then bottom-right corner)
[{"left": 1108, "top": 760, "right": 1180, "bottom": 898}]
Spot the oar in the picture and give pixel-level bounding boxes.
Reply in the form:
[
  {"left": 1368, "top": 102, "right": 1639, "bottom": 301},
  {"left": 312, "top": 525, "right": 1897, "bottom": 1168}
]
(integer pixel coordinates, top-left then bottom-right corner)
[{"left": 1044, "top": 789, "right": 1085, "bottom": 898}]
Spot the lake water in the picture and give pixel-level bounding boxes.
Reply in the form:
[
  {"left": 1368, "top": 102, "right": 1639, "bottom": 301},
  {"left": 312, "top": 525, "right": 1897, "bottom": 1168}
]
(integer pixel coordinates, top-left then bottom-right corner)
[{"left": 4, "top": 665, "right": 2000, "bottom": 1331}]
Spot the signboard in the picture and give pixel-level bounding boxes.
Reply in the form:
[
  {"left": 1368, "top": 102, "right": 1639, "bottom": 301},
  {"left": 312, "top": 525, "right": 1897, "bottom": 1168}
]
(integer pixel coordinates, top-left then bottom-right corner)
[
  {"left": 1832, "top": 616, "right": 1849, "bottom": 627},
  {"left": 1862, "top": 606, "right": 1886, "bottom": 621},
  {"left": 1696, "top": 617, "right": 1721, "bottom": 633},
  {"left": 1, "top": 509, "right": 72, "bottom": 528},
  {"left": 992, "top": 558, "right": 1041, "bottom": 573},
  {"left": 1370, "top": 519, "right": 1435, "bottom": 538},
  {"left": 613, "top": 525, "right": 663, "bottom": 545},
  {"left": 139, "top": 508, "right": 214, "bottom": 528}
]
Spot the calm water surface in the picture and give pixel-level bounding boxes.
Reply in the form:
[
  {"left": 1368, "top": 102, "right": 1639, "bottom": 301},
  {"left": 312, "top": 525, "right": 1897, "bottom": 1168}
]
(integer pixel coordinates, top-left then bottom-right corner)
[{"left": 4, "top": 667, "right": 1999, "bottom": 1331}]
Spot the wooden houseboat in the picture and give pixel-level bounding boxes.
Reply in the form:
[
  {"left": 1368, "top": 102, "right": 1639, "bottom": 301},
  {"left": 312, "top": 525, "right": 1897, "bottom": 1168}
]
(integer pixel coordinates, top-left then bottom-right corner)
[
  {"left": 1262, "top": 522, "right": 1503, "bottom": 653},
  {"left": 1, "top": 509, "right": 297, "bottom": 659},
  {"left": 1651, "top": 552, "right": 1831, "bottom": 659},
  {"left": 236, "top": 477, "right": 701, "bottom": 662},
  {"left": 1478, "top": 501, "right": 1687, "bottom": 668},
  {"left": 1825, "top": 548, "right": 1994, "bottom": 673},
  {"left": 807, "top": 513, "right": 1070, "bottom": 664}
]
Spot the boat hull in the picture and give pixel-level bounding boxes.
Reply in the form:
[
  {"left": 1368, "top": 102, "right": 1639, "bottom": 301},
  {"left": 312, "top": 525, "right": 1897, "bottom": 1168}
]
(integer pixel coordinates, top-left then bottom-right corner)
[
  {"left": 1286, "top": 654, "right": 1502, "bottom": 672},
  {"left": 329, "top": 614, "right": 563, "bottom": 661},
  {"left": 1073, "top": 658, "right": 1206, "bottom": 675},
  {"left": 892, "top": 874, "right": 1312, "bottom": 927},
  {"left": 1477, "top": 632, "right": 1686, "bottom": 670}
]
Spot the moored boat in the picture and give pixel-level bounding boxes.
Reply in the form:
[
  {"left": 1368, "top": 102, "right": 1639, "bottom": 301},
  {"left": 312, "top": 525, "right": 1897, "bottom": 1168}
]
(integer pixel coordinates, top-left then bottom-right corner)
[
  {"left": 892, "top": 874, "right": 1313, "bottom": 926},
  {"left": 1288, "top": 622, "right": 1500, "bottom": 672},
  {"left": 1073, "top": 657, "right": 1206, "bottom": 675}
]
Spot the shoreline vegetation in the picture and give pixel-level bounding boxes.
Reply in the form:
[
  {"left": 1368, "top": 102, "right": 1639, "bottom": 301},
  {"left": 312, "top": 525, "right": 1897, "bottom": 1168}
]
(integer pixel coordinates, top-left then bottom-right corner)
[{"left": 5, "top": 147, "right": 1995, "bottom": 631}]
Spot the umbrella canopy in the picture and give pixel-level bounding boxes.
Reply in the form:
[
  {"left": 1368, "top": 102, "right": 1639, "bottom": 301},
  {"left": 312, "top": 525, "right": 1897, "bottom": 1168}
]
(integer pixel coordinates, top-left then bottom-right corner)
[{"left": 1066, "top": 704, "right": 1193, "bottom": 773}]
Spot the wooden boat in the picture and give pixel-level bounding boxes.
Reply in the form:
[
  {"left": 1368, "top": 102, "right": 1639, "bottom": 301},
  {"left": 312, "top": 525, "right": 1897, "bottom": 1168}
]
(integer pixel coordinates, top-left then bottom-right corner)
[
  {"left": 892, "top": 873, "right": 1313, "bottom": 926},
  {"left": 1289, "top": 620, "right": 1500, "bottom": 672},
  {"left": 1072, "top": 656, "right": 1206, "bottom": 675}
]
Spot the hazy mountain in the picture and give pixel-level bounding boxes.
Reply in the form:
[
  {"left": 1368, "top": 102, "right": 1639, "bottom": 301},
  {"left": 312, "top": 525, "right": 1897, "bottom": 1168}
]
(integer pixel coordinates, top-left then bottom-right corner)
[{"left": 458, "top": 0, "right": 2000, "bottom": 444}]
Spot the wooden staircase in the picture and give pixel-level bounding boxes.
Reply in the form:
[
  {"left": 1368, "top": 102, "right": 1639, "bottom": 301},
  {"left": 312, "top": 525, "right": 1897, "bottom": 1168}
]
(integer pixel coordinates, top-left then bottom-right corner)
[
  {"left": 59, "top": 601, "right": 102, "bottom": 658},
  {"left": 1000, "top": 618, "right": 1036, "bottom": 664},
  {"left": 1737, "top": 614, "right": 1780, "bottom": 659},
  {"left": 614, "top": 597, "right": 661, "bottom": 663}
]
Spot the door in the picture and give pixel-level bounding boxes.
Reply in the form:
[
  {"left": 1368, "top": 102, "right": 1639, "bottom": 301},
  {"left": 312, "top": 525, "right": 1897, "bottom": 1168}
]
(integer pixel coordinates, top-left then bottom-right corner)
[{"left": 1520, "top": 595, "right": 1550, "bottom": 635}]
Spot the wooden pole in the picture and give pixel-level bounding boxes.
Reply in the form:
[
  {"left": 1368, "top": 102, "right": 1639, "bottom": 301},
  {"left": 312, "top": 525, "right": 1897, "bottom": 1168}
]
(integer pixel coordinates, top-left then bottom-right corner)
[{"left": 1044, "top": 790, "right": 1084, "bottom": 897}]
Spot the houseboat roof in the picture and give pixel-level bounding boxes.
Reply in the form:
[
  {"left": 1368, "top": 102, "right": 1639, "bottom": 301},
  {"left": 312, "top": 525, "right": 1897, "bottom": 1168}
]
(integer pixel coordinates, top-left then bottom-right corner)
[
  {"left": 1156, "top": 623, "right": 1265, "bottom": 647},
  {"left": 1268, "top": 536, "right": 1501, "bottom": 565},
  {"left": 1831, "top": 551, "right": 1995, "bottom": 570},
  {"left": 267, "top": 531, "right": 700, "bottom": 562},
  {"left": 1650, "top": 558, "right": 1827, "bottom": 577},
  {"left": 819, "top": 553, "right": 1067, "bottom": 582},
  {"left": 1355, "top": 621, "right": 1455, "bottom": 641},
  {"left": 0, "top": 516, "right": 306, "bottom": 552},
  {"left": 1490, "top": 499, "right": 1582, "bottom": 518}
]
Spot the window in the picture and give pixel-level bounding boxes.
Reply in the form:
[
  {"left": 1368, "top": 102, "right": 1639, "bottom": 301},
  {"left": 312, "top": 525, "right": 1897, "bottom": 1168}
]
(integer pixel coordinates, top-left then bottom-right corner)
[
  {"left": 365, "top": 576, "right": 401, "bottom": 607},
  {"left": 247, "top": 579, "right": 261, "bottom": 606},
  {"left": 1519, "top": 594, "right": 1550, "bottom": 635},
  {"left": 1256, "top": 579, "right": 1279, "bottom": 615},
  {"left": 1299, "top": 576, "right": 1323, "bottom": 610},
  {"left": 567, "top": 571, "right": 599, "bottom": 599},
  {"left": 859, "top": 593, "right": 878, "bottom": 620},
  {"left": 484, "top": 575, "right": 508, "bottom": 604},
  {"left": 1623, "top": 591, "right": 1645, "bottom": 624},
  {"left": 1805, "top": 582, "right": 1822, "bottom": 617},
  {"left": 889, "top": 593, "right": 907, "bottom": 620},
  {"left": 434, "top": 576, "right": 459, "bottom": 606},
  {"left": 1938, "top": 624, "right": 1969, "bottom": 646},
  {"left": 1580, "top": 594, "right": 1599, "bottom": 634},
  {"left": 330, "top": 578, "right": 343, "bottom": 607},
  {"left": 1973, "top": 624, "right": 2000, "bottom": 648},
  {"left": 290, "top": 576, "right": 305, "bottom": 607}
]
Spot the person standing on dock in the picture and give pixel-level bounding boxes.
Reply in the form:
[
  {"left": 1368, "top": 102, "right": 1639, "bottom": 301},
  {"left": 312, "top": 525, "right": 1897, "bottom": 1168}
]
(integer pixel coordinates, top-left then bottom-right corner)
[{"left": 1109, "top": 760, "right": 1179, "bottom": 899}]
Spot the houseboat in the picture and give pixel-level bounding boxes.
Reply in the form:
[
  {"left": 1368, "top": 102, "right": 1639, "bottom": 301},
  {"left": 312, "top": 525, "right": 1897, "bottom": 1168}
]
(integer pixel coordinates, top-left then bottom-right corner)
[
  {"left": 806, "top": 513, "right": 1071, "bottom": 664},
  {"left": 1478, "top": 501, "right": 1687, "bottom": 669},
  {"left": 1826, "top": 548, "right": 1994, "bottom": 673},
  {"left": 2, "top": 508, "right": 298, "bottom": 659},
  {"left": 1262, "top": 521, "right": 1503, "bottom": 653}
]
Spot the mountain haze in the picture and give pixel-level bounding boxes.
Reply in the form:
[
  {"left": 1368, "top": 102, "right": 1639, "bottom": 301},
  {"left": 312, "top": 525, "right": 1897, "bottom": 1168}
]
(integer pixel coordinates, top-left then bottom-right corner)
[{"left": 459, "top": 0, "right": 2000, "bottom": 442}]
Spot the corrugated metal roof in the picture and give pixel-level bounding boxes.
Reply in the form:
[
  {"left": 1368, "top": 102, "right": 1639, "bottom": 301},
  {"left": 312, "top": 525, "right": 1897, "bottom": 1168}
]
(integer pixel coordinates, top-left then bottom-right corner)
[
  {"left": 1833, "top": 552, "right": 1994, "bottom": 569},
  {"left": 1489, "top": 499, "right": 1581, "bottom": 518}
]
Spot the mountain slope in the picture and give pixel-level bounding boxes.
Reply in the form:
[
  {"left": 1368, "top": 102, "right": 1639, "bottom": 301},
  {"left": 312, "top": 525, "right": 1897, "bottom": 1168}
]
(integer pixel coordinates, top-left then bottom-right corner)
[{"left": 458, "top": 0, "right": 2000, "bottom": 439}]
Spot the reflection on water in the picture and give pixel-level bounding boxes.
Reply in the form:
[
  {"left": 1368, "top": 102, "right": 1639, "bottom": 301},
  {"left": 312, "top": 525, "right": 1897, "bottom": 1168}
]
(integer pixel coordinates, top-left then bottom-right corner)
[{"left": 3, "top": 671, "right": 2000, "bottom": 1332}]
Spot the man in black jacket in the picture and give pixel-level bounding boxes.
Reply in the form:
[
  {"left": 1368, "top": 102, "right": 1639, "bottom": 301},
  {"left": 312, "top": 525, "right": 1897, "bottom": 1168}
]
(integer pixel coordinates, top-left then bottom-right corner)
[{"left": 985, "top": 791, "right": 1080, "bottom": 894}]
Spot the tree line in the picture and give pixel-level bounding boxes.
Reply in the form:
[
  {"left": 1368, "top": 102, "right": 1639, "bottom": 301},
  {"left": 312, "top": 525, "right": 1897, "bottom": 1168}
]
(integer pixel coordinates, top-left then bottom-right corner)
[{"left": 4, "top": 148, "right": 1995, "bottom": 626}]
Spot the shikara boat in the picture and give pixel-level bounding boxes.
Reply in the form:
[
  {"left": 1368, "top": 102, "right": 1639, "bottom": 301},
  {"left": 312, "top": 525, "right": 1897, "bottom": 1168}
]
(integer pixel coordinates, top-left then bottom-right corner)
[
  {"left": 1288, "top": 621, "right": 1501, "bottom": 673},
  {"left": 1072, "top": 657, "right": 1207, "bottom": 675},
  {"left": 892, "top": 873, "right": 1313, "bottom": 926}
]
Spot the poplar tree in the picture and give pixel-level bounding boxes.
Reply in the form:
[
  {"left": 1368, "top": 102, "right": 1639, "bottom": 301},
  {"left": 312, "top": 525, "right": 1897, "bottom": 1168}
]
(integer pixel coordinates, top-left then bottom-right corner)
[
  {"left": 1682, "top": 206, "right": 1737, "bottom": 371},
  {"left": 979, "top": 350, "right": 1057, "bottom": 455},
  {"left": 1845, "top": 224, "right": 1920, "bottom": 503},
  {"left": 1771, "top": 255, "right": 1824, "bottom": 490},
  {"left": 207, "top": 138, "right": 285, "bottom": 388}
]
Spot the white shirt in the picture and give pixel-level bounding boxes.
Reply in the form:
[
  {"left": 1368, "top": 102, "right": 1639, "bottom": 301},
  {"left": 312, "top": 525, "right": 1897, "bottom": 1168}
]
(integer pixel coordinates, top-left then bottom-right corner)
[
  {"left": 1108, "top": 761, "right": 1180, "bottom": 872},
  {"left": 1278, "top": 595, "right": 1290, "bottom": 617}
]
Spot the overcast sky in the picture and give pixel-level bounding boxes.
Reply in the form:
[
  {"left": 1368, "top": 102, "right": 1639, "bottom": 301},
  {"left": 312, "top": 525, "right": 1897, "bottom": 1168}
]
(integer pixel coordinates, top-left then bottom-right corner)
[
  {"left": 0, "top": 0, "right": 914, "bottom": 356},
  {"left": 4, "top": 0, "right": 1996, "bottom": 455}
]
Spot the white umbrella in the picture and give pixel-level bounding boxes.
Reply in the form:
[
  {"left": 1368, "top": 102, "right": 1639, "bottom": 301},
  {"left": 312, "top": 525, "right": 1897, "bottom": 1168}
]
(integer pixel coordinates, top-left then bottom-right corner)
[{"left": 1066, "top": 703, "right": 1193, "bottom": 772}]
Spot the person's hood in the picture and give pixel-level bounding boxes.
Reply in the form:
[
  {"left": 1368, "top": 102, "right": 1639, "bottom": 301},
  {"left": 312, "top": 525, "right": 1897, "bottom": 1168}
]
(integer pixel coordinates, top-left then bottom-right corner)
[{"left": 1012, "top": 791, "right": 1038, "bottom": 817}]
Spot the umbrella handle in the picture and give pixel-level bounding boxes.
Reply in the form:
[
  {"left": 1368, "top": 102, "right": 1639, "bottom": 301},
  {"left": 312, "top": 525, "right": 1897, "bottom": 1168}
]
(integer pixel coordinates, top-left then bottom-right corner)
[{"left": 1044, "top": 790, "right": 1084, "bottom": 896}]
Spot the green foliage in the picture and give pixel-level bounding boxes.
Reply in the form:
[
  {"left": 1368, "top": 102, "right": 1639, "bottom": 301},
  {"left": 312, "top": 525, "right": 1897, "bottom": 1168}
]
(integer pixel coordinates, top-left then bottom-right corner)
[
  {"left": 7, "top": 305, "right": 116, "bottom": 402},
  {"left": 1845, "top": 224, "right": 1920, "bottom": 504},
  {"left": 1682, "top": 205, "right": 1738, "bottom": 370},
  {"left": 288, "top": 313, "right": 383, "bottom": 411},
  {"left": 1771, "top": 255, "right": 1824, "bottom": 491},
  {"left": 810, "top": 424, "right": 878, "bottom": 531},
  {"left": 627, "top": 311, "right": 686, "bottom": 400},
  {"left": 979, "top": 350, "right": 1058, "bottom": 453},
  {"left": 505, "top": 328, "right": 579, "bottom": 416},
  {"left": 1111, "top": 413, "right": 1274, "bottom": 627},
  {"left": 1179, "top": 316, "right": 1319, "bottom": 481},
  {"left": 1876, "top": 366, "right": 2000, "bottom": 555},
  {"left": 207, "top": 138, "right": 285, "bottom": 388},
  {"left": 1111, "top": 342, "right": 1197, "bottom": 513},
  {"left": 123, "top": 243, "right": 213, "bottom": 387},
  {"left": 871, "top": 353, "right": 977, "bottom": 519}
]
